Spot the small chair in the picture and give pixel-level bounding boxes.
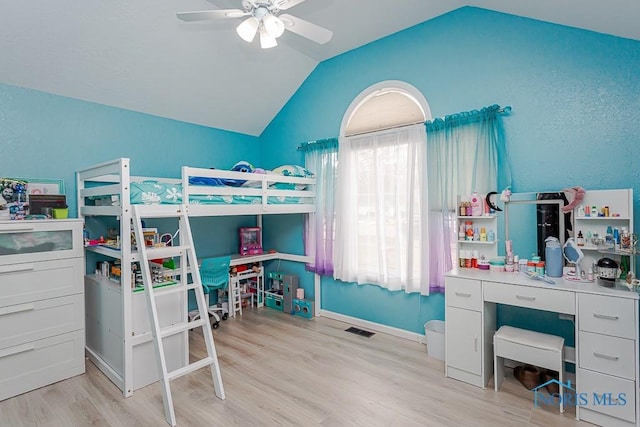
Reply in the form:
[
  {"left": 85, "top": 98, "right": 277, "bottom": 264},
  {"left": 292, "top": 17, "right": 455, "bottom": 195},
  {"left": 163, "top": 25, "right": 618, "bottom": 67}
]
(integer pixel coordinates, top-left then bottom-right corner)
[
  {"left": 189, "top": 256, "right": 230, "bottom": 329},
  {"left": 494, "top": 325, "right": 565, "bottom": 413}
]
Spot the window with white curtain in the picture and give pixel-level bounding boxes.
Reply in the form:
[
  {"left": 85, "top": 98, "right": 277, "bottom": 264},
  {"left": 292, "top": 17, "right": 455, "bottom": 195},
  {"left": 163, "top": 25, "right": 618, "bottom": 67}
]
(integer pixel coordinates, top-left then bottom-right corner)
[{"left": 332, "top": 82, "right": 432, "bottom": 294}]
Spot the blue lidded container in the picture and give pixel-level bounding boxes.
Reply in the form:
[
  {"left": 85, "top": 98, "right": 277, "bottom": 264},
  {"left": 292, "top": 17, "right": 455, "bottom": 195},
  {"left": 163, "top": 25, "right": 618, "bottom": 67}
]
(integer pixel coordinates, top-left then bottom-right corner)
[{"left": 545, "top": 236, "right": 563, "bottom": 277}]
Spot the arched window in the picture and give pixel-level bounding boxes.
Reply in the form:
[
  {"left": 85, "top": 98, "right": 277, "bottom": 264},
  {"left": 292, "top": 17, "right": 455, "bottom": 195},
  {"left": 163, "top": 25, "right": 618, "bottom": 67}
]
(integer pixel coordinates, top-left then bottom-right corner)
[
  {"left": 341, "top": 81, "right": 431, "bottom": 136},
  {"left": 333, "top": 82, "right": 433, "bottom": 294}
]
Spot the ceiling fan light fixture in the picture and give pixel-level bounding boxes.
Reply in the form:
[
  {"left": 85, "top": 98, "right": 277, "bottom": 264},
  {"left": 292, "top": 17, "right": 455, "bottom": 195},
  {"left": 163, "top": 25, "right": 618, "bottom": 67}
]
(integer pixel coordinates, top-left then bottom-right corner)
[
  {"left": 260, "top": 27, "right": 278, "bottom": 49},
  {"left": 262, "top": 14, "right": 285, "bottom": 38},
  {"left": 236, "top": 16, "right": 259, "bottom": 42}
]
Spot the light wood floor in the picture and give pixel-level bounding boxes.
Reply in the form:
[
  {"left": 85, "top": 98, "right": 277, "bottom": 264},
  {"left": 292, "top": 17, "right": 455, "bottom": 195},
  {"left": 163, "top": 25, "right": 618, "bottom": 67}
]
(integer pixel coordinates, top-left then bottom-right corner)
[{"left": 1, "top": 308, "right": 587, "bottom": 426}]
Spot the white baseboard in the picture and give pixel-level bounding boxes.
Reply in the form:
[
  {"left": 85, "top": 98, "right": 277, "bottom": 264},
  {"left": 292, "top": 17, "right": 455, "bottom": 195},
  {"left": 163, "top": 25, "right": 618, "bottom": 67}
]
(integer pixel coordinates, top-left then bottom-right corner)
[{"left": 319, "top": 309, "right": 426, "bottom": 344}]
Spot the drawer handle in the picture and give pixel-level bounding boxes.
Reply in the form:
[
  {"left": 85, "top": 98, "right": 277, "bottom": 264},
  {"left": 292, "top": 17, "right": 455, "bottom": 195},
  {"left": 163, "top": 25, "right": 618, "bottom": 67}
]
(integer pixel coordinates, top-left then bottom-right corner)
[
  {"left": 454, "top": 291, "right": 472, "bottom": 298},
  {"left": 474, "top": 337, "right": 478, "bottom": 352},
  {"left": 0, "top": 303, "right": 35, "bottom": 316},
  {"left": 516, "top": 295, "right": 536, "bottom": 301},
  {"left": 0, "top": 264, "right": 35, "bottom": 275},
  {"left": 0, "top": 343, "right": 35, "bottom": 359},
  {"left": 593, "top": 352, "right": 619, "bottom": 361},
  {"left": 593, "top": 313, "right": 619, "bottom": 321},
  {"left": 0, "top": 226, "right": 35, "bottom": 233}
]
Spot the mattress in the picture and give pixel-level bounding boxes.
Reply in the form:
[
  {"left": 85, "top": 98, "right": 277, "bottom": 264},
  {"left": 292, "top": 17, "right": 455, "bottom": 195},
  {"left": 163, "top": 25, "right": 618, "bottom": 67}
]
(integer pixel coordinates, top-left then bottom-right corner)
[{"left": 130, "top": 181, "right": 311, "bottom": 205}]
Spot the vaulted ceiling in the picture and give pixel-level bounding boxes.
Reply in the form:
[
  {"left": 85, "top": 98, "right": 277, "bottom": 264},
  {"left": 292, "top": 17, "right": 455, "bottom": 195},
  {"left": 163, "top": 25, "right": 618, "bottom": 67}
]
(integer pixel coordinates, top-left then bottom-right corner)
[{"left": 1, "top": 0, "right": 638, "bottom": 136}]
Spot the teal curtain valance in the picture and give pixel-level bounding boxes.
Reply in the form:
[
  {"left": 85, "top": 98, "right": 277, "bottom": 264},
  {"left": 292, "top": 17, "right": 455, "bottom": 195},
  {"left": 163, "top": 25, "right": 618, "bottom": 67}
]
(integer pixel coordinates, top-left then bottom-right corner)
[
  {"left": 298, "top": 137, "right": 339, "bottom": 153},
  {"left": 425, "top": 104, "right": 511, "bottom": 132}
]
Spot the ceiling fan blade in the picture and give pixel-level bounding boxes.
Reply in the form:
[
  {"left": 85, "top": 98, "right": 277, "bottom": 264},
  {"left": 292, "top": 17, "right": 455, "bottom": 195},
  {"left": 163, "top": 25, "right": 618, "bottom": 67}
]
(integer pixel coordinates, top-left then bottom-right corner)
[
  {"left": 176, "top": 9, "right": 246, "bottom": 22},
  {"left": 272, "top": 0, "right": 307, "bottom": 11},
  {"left": 279, "top": 13, "right": 332, "bottom": 44}
]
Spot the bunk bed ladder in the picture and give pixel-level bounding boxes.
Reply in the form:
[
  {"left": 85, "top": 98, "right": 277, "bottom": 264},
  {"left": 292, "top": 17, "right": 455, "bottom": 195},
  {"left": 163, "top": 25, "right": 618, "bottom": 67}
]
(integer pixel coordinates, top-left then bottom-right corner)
[{"left": 132, "top": 205, "right": 225, "bottom": 427}]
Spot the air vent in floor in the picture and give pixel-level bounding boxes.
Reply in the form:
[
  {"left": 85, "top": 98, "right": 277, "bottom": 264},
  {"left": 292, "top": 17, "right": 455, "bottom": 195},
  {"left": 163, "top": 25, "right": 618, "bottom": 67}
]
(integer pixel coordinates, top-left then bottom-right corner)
[{"left": 345, "top": 326, "right": 375, "bottom": 338}]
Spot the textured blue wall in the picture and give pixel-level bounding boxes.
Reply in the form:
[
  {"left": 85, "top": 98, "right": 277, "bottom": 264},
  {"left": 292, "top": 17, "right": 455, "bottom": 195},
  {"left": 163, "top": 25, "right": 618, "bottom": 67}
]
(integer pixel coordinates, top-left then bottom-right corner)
[
  {"left": 0, "top": 82, "right": 260, "bottom": 256},
  {"left": 260, "top": 7, "right": 640, "bottom": 334}
]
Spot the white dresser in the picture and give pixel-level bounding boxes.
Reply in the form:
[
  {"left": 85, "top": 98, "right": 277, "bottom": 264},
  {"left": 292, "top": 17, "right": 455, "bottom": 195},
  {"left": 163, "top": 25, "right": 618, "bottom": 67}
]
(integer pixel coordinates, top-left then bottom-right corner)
[
  {"left": 0, "top": 220, "right": 85, "bottom": 401},
  {"left": 445, "top": 269, "right": 639, "bottom": 426}
]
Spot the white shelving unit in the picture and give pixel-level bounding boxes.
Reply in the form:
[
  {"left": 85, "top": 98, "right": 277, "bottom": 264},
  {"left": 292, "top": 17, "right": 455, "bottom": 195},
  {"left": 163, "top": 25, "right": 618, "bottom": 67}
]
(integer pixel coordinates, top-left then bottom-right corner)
[
  {"left": 573, "top": 189, "right": 634, "bottom": 278},
  {"left": 456, "top": 213, "right": 498, "bottom": 266}
]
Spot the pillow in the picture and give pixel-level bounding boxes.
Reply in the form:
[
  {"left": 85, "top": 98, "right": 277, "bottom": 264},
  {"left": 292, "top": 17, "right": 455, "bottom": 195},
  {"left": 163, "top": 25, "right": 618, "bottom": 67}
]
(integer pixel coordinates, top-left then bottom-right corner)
[
  {"left": 271, "top": 165, "right": 314, "bottom": 178},
  {"left": 270, "top": 165, "right": 313, "bottom": 190}
]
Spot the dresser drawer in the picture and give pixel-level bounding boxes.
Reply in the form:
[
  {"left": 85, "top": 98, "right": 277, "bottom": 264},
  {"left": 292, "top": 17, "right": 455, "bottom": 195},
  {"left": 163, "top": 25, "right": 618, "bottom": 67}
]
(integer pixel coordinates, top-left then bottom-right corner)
[
  {"left": 0, "top": 329, "right": 85, "bottom": 401},
  {"left": 0, "top": 294, "right": 84, "bottom": 350},
  {"left": 0, "top": 220, "right": 83, "bottom": 266},
  {"left": 579, "top": 331, "right": 635, "bottom": 380},
  {"left": 0, "top": 257, "right": 83, "bottom": 308},
  {"left": 483, "top": 282, "right": 575, "bottom": 315},
  {"left": 578, "top": 293, "right": 636, "bottom": 339},
  {"left": 445, "top": 277, "right": 482, "bottom": 311},
  {"left": 578, "top": 368, "right": 636, "bottom": 423}
]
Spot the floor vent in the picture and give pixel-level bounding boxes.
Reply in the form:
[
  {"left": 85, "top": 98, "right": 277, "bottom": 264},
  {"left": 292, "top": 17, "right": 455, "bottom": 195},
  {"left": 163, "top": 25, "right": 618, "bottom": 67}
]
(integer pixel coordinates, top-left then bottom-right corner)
[{"left": 345, "top": 327, "right": 375, "bottom": 338}]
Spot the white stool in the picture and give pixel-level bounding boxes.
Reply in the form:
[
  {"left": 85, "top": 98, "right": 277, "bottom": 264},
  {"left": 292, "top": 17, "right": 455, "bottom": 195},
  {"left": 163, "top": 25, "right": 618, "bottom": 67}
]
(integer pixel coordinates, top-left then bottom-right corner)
[{"left": 493, "top": 326, "right": 565, "bottom": 413}]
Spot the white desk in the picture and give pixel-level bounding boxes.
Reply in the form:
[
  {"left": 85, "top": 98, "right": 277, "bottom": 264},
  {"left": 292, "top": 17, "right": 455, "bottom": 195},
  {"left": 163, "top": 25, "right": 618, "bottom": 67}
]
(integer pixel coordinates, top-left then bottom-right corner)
[
  {"left": 229, "top": 251, "right": 311, "bottom": 266},
  {"left": 445, "top": 269, "right": 640, "bottom": 426}
]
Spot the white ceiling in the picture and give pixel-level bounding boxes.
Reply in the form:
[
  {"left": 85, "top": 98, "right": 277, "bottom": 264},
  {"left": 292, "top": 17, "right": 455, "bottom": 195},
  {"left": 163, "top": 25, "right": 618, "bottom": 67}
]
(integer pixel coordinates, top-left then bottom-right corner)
[{"left": 1, "top": 0, "right": 638, "bottom": 137}]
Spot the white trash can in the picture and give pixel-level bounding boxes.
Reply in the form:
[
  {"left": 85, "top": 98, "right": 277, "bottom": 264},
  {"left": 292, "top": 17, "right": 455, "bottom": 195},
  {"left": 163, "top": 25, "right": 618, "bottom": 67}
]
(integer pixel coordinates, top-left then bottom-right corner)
[{"left": 424, "top": 320, "right": 445, "bottom": 361}]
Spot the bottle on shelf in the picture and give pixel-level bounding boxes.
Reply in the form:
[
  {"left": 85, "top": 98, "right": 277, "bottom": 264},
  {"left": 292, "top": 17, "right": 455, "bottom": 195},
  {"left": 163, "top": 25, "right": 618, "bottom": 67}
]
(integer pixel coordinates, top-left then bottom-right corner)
[
  {"left": 470, "top": 191, "right": 482, "bottom": 216},
  {"left": 576, "top": 231, "right": 584, "bottom": 247},
  {"left": 605, "top": 226, "right": 614, "bottom": 246},
  {"left": 479, "top": 227, "right": 487, "bottom": 242},
  {"left": 621, "top": 227, "right": 631, "bottom": 250},
  {"left": 465, "top": 221, "right": 474, "bottom": 241}
]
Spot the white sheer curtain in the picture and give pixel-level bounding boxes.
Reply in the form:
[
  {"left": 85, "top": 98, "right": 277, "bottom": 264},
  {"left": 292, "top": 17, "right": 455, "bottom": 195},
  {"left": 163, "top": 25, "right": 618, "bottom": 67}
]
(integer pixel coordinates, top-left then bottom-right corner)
[{"left": 333, "top": 124, "right": 429, "bottom": 294}]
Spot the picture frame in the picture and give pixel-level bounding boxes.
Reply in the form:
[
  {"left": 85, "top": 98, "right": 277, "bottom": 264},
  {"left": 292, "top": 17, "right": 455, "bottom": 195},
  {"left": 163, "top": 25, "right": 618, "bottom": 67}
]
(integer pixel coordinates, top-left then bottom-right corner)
[{"left": 18, "top": 178, "right": 65, "bottom": 196}]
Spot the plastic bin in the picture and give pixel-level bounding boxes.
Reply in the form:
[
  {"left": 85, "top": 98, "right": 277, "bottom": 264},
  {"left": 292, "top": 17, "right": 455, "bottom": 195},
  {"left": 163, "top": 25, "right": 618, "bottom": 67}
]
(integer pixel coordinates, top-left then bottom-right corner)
[{"left": 424, "top": 320, "right": 445, "bottom": 361}]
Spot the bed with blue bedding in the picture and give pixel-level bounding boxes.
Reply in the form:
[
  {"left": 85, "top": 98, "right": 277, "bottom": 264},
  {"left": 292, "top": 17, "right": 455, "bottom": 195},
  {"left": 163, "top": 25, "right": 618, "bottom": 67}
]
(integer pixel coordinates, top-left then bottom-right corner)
[{"left": 77, "top": 158, "right": 315, "bottom": 217}]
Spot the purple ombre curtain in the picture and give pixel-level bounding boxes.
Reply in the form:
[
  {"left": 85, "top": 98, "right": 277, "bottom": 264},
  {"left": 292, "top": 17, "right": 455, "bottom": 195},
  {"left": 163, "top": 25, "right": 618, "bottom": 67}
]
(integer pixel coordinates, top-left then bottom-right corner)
[
  {"left": 301, "top": 138, "right": 339, "bottom": 276},
  {"left": 425, "top": 105, "right": 509, "bottom": 292}
]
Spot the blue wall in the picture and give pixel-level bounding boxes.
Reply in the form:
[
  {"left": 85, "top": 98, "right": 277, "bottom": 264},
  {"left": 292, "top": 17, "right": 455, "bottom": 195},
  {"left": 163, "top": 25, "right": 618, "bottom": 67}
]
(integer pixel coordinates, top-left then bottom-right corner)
[
  {"left": 259, "top": 7, "right": 640, "bottom": 335},
  {"left": 0, "top": 82, "right": 261, "bottom": 257},
  {"left": 0, "top": 83, "right": 261, "bottom": 215}
]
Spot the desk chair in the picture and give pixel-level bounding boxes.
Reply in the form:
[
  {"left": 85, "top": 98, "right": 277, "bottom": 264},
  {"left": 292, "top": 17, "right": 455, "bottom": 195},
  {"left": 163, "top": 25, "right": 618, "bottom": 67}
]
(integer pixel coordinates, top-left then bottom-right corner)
[{"left": 189, "top": 256, "right": 230, "bottom": 329}]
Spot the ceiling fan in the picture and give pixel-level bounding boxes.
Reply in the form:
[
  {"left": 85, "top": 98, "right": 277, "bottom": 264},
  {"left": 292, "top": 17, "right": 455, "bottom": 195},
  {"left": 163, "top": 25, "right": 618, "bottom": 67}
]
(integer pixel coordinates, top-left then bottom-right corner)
[{"left": 177, "top": 0, "right": 333, "bottom": 49}]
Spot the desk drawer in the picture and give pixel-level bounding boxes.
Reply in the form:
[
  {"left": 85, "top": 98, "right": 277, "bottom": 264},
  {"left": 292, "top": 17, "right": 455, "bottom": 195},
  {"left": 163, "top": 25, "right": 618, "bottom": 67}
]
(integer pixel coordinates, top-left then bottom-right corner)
[
  {"left": 445, "top": 277, "right": 481, "bottom": 311},
  {"left": 483, "top": 282, "right": 575, "bottom": 314},
  {"left": 578, "top": 294, "right": 636, "bottom": 339},
  {"left": 0, "top": 257, "right": 83, "bottom": 308},
  {"left": 0, "top": 329, "right": 85, "bottom": 401},
  {"left": 0, "top": 294, "right": 84, "bottom": 350},
  {"left": 579, "top": 331, "right": 635, "bottom": 380},
  {"left": 0, "top": 220, "right": 82, "bottom": 266},
  {"left": 578, "top": 368, "right": 636, "bottom": 423}
]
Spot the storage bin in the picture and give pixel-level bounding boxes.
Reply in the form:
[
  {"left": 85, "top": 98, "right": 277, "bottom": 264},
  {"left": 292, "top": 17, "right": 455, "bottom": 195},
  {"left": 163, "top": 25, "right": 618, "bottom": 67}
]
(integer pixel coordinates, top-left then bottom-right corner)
[{"left": 425, "top": 320, "right": 445, "bottom": 361}]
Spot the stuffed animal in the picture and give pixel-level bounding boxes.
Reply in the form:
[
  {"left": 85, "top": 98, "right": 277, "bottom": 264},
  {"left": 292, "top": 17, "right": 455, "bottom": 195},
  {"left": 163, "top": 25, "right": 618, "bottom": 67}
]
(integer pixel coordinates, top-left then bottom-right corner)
[{"left": 561, "top": 186, "right": 585, "bottom": 213}]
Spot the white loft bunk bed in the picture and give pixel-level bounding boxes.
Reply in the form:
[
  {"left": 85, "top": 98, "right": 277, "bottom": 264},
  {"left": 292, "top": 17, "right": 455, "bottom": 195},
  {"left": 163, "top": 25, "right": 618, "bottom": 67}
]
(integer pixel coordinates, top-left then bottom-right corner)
[{"left": 76, "top": 157, "right": 315, "bottom": 397}]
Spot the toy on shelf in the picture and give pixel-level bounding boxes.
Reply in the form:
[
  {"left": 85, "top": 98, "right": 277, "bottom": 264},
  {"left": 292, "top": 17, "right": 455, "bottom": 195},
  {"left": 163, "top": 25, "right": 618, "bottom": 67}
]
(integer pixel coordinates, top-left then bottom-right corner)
[{"left": 239, "top": 227, "right": 262, "bottom": 255}]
